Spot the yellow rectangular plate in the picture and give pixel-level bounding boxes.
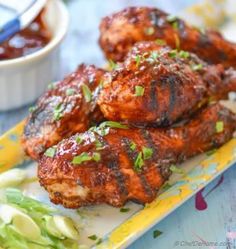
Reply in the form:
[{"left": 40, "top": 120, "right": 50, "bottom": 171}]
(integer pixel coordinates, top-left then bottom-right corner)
[{"left": 0, "top": 117, "right": 236, "bottom": 249}]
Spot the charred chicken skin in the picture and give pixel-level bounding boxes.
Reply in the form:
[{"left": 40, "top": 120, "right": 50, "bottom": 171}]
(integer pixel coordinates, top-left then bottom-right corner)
[
  {"left": 98, "top": 41, "right": 236, "bottom": 127},
  {"left": 38, "top": 103, "right": 236, "bottom": 208},
  {"left": 22, "top": 64, "right": 106, "bottom": 160},
  {"left": 99, "top": 6, "right": 236, "bottom": 67}
]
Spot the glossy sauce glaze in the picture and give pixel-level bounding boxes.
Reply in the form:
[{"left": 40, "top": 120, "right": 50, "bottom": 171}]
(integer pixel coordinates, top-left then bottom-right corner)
[
  {"left": 22, "top": 64, "right": 106, "bottom": 160},
  {"left": 38, "top": 103, "right": 236, "bottom": 208},
  {"left": 99, "top": 6, "right": 236, "bottom": 68},
  {"left": 98, "top": 41, "right": 236, "bottom": 127},
  {"left": 0, "top": 10, "right": 51, "bottom": 60}
]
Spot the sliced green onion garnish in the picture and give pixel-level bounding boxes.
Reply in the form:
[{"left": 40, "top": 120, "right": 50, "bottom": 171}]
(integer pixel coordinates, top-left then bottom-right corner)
[
  {"left": 5, "top": 188, "right": 57, "bottom": 214},
  {"left": 72, "top": 152, "right": 101, "bottom": 165},
  {"left": 147, "top": 51, "right": 159, "bottom": 63},
  {"left": 142, "top": 147, "right": 153, "bottom": 160},
  {"left": 66, "top": 88, "right": 76, "bottom": 96},
  {"left": 130, "top": 141, "right": 136, "bottom": 151},
  {"left": 44, "top": 147, "right": 56, "bottom": 158},
  {"left": 216, "top": 121, "right": 224, "bottom": 133},
  {"left": 0, "top": 204, "right": 41, "bottom": 240},
  {"left": 120, "top": 207, "right": 130, "bottom": 213},
  {"left": 172, "top": 21, "right": 178, "bottom": 30},
  {"left": 53, "top": 215, "right": 79, "bottom": 240},
  {"left": 145, "top": 27, "right": 155, "bottom": 35},
  {"left": 206, "top": 149, "right": 217, "bottom": 156},
  {"left": 160, "top": 182, "right": 172, "bottom": 191},
  {"left": 43, "top": 215, "right": 63, "bottom": 238},
  {"left": 95, "top": 139, "right": 103, "bottom": 150},
  {"left": 135, "top": 86, "right": 145, "bottom": 96},
  {"left": 48, "top": 82, "right": 56, "bottom": 90},
  {"left": 153, "top": 229, "right": 163, "bottom": 238},
  {"left": 155, "top": 39, "right": 166, "bottom": 46},
  {"left": 89, "top": 126, "right": 110, "bottom": 136},
  {"left": 135, "top": 54, "right": 141, "bottom": 67},
  {"left": 29, "top": 106, "right": 36, "bottom": 113},
  {"left": 0, "top": 169, "right": 26, "bottom": 188},
  {"left": 96, "top": 238, "right": 103, "bottom": 245},
  {"left": 88, "top": 234, "right": 98, "bottom": 240},
  {"left": 76, "top": 135, "right": 83, "bottom": 145},
  {"left": 170, "top": 165, "right": 184, "bottom": 174},
  {"left": 191, "top": 63, "right": 203, "bottom": 71},
  {"left": 72, "top": 152, "right": 91, "bottom": 165},
  {"left": 179, "top": 50, "right": 189, "bottom": 59},
  {"left": 82, "top": 84, "right": 92, "bottom": 102},
  {"left": 100, "top": 121, "right": 128, "bottom": 129},
  {"left": 134, "top": 152, "right": 144, "bottom": 171},
  {"left": 168, "top": 49, "right": 178, "bottom": 58},
  {"left": 92, "top": 152, "right": 101, "bottom": 162},
  {"left": 0, "top": 189, "right": 78, "bottom": 248},
  {"left": 53, "top": 103, "right": 64, "bottom": 121}
]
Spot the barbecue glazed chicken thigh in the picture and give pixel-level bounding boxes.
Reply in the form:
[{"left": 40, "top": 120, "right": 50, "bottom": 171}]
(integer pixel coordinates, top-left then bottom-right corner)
[
  {"left": 38, "top": 103, "right": 236, "bottom": 208},
  {"left": 99, "top": 7, "right": 236, "bottom": 67},
  {"left": 22, "top": 6, "right": 236, "bottom": 210},
  {"left": 98, "top": 41, "right": 236, "bottom": 127},
  {"left": 22, "top": 64, "right": 106, "bottom": 160}
]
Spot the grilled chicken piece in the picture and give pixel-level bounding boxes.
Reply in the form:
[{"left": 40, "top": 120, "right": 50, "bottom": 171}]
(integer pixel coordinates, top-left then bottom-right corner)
[
  {"left": 99, "top": 6, "right": 236, "bottom": 67},
  {"left": 98, "top": 41, "right": 236, "bottom": 127},
  {"left": 22, "top": 64, "right": 106, "bottom": 160},
  {"left": 38, "top": 103, "right": 236, "bottom": 208}
]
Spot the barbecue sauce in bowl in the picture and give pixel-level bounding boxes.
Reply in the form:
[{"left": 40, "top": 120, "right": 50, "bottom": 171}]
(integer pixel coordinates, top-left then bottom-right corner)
[{"left": 0, "top": 10, "right": 51, "bottom": 60}]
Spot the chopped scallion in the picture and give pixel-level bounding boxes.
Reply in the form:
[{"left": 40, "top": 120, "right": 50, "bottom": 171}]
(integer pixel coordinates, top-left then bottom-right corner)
[
  {"left": 130, "top": 141, "right": 137, "bottom": 151},
  {"left": 29, "top": 106, "right": 36, "bottom": 113},
  {"left": 100, "top": 121, "right": 128, "bottom": 129},
  {"left": 172, "top": 21, "right": 179, "bottom": 30},
  {"left": 72, "top": 152, "right": 101, "bottom": 165},
  {"left": 88, "top": 234, "right": 97, "bottom": 240},
  {"left": 179, "top": 50, "right": 189, "bottom": 59},
  {"left": 145, "top": 27, "right": 155, "bottom": 35},
  {"left": 216, "top": 121, "right": 224, "bottom": 133},
  {"left": 120, "top": 207, "right": 130, "bottom": 213},
  {"left": 82, "top": 84, "right": 92, "bottom": 102},
  {"left": 134, "top": 152, "right": 144, "bottom": 171},
  {"left": 135, "top": 55, "right": 141, "bottom": 67},
  {"left": 44, "top": 147, "right": 57, "bottom": 158},
  {"left": 53, "top": 103, "right": 64, "bottom": 121},
  {"left": 168, "top": 49, "right": 178, "bottom": 58},
  {"left": 95, "top": 139, "right": 103, "bottom": 150},
  {"left": 170, "top": 165, "right": 184, "bottom": 174},
  {"left": 191, "top": 63, "right": 203, "bottom": 71},
  {"left": 76, "top": 136, "right": 83, "bottom": 144},
  {"left": 206, "top": 149, "right": 217, "bottom": 156},
  {"left": 160, "top": 182, "right": 172, "bottom": 191},
  {"left": 147, "top": 51, "right": 159, "bottom": 63},
  {"left": 153, "top": 229, "right": 163, "bottom": 238},
  {"left": 92, "top": 152, "right": 101, "bottom": 162},
  {"left": 135, "top": 86, "right": 145, "bottom": 96},
  {"left": 155, "top": 39, "right": 166, "bottom": 46},
  {"left": 66, "top": 88, "right": 76, "bottom": 96},
  {"left": 96, "top": 238, "right": 102, "bottom": 245},
  {"left": 142, "top": 147, "right": 153, "bottom": 160},
  {"left": 48, "top": 83, "right": 56, "bottom": 90}
]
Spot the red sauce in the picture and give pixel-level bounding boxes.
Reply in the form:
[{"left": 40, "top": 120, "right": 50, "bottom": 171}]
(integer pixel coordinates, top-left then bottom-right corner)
[{"left": 0, "top": 10, "right": 51, "bottom": 60}]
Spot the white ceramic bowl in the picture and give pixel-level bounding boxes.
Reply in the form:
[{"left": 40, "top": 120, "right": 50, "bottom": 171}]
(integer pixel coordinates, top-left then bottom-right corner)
[{"left": 0, "top": 0, "right": 69, "bottom": 111}]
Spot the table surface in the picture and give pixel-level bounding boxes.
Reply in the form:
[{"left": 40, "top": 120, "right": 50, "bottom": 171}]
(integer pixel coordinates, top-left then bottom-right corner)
[{"left": 1, "top": 1, "right": 236, "bottom": 248}]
